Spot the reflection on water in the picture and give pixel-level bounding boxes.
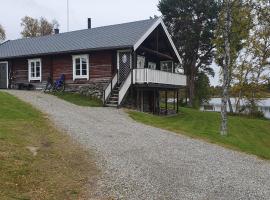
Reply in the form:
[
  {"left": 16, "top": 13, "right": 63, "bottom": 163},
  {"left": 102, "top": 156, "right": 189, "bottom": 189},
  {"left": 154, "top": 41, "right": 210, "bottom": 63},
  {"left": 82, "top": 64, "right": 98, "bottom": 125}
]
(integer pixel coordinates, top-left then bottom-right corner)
[{"left": 200, "top": 98, "right": 270, "bottom": 119}]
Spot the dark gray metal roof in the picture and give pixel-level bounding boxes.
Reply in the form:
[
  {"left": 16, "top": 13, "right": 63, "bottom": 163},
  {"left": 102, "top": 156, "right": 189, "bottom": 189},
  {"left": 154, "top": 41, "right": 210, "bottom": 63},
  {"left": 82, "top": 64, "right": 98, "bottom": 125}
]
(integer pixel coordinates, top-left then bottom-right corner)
[{"left": 0, "top": 18, "right": 158, "bottom": 59}]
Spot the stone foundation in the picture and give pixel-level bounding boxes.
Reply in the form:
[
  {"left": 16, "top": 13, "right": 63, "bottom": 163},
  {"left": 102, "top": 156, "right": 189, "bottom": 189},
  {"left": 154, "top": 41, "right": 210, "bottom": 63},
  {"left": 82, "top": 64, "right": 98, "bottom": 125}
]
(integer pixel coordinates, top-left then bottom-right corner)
[{"left": 65, "top": 81, "right": 108, "bottom": 100}]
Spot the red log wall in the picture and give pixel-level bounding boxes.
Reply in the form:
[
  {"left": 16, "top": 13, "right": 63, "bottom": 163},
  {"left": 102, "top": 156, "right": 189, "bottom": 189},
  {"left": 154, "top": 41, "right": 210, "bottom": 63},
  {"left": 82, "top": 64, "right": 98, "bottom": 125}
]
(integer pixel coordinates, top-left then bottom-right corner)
[{"left": 9, "top": 50, "right": 115, "bottom": 87}]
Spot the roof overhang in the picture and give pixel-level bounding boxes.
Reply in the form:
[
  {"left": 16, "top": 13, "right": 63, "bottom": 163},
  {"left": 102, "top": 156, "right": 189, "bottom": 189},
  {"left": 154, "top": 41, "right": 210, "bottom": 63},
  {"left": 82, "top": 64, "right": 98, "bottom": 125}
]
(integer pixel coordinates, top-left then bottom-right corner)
[
  {"left": 133, "top": 18, "right": 181, "bottom": 63},
  {"left": 0, "top": 45, "right": 133, "bottom": 60}
]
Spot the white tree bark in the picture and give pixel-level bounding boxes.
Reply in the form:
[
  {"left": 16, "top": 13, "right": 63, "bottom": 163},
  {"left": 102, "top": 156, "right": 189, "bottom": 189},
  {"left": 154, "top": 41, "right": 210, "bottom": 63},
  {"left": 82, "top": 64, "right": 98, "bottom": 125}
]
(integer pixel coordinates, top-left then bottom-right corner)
[{"left": 220, "top": 0, "right": 232, "bottom": 136}]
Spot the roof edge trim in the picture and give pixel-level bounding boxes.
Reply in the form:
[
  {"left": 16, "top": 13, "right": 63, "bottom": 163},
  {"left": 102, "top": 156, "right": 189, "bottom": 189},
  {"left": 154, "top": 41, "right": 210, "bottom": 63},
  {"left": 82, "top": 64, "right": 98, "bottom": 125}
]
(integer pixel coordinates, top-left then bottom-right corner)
[
  {"left": 133, "top": 18, "right": 181, "bottom": 63},
  {"left": 0, "top": 40, "right": 10, "bottom": 46}
]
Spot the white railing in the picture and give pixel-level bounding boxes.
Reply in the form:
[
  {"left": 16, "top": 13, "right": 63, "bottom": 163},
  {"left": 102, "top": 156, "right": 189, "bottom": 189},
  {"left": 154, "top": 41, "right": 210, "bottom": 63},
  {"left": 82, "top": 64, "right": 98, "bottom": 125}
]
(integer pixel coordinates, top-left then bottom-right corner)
[
  {"left": 103, "top": 73, "right": 118, "bottom": 103},
  {"left": 133, "top": 68, "right": 186, "bottom": 86},
  {"left": 118, "top": 72, "right": 132, "bottom": 105}
]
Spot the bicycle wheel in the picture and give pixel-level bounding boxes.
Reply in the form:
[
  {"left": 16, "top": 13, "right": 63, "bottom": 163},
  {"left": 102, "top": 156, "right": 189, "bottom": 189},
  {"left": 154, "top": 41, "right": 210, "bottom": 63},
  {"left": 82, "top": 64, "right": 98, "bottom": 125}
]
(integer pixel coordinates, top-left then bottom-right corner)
[
  {"left": 44, "top": 82, "right": 53, "bottom": 92},
  {"left": 55, "top": 84, "right": 65, "bottom": 92}
]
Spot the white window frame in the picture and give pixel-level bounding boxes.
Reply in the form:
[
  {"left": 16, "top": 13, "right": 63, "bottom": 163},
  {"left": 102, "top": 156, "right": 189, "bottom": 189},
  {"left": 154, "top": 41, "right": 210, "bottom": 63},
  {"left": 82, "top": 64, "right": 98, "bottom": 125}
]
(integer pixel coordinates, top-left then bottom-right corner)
[
  {"left": 148, "top": 62, "right": 156, "bottom": 70},
  {"left": 28, "top": 58, "right": 42, "bottom": 82},
  {"left": 72, "top": 54, "right": 89, "bottom": 80},
  {"left": 160, "top": 61, "right": 174, "bottom": 73},
  {"left": 137, "top": 55, "right": 146, "bottom": 69},
  {"left": 0, "top": 61, "right": 8, "bottom": 88}
]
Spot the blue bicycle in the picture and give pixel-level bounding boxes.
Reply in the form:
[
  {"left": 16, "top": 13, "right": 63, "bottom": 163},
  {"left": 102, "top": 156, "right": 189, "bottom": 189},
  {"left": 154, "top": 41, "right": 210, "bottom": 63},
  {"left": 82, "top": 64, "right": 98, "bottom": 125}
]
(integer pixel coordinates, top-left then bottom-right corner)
[{"left": 44, "top": 74, "right": 65, "bottom": 92}]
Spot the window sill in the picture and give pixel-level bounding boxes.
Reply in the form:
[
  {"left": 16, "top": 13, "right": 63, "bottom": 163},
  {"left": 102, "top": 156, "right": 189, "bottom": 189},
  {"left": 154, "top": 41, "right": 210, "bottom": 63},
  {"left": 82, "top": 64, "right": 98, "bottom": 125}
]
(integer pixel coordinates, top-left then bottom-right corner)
[
  {"left": 73, "top": 76, "right": 89, "bottom": 81},
  {"left": 29, "top": 78, "right": 41, "bottom": 82}
]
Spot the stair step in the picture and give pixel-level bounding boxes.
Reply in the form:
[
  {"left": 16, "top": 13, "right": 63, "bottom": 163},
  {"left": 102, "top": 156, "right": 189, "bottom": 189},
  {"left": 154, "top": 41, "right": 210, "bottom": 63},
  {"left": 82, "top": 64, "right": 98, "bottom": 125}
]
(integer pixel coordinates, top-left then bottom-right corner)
[
  {"left": 105, "top": 104, "right": 118, "bottom": 107},
  {"left": 109, "top": 96, "right": 118, "bottom": 99},
  {"left": 108, "top": 100, "right": 118, "bottom": 103}
]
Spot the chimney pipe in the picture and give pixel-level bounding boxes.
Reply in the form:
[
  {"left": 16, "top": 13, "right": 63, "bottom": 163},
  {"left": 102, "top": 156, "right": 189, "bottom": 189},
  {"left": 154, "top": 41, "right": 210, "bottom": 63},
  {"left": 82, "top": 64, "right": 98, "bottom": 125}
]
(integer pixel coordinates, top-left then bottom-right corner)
[
  {"left": 88, "top": 18, "right": 91, "bottom": 29},
  {"left": 54, "top": 28, "right": 59, "bottom": 34}
]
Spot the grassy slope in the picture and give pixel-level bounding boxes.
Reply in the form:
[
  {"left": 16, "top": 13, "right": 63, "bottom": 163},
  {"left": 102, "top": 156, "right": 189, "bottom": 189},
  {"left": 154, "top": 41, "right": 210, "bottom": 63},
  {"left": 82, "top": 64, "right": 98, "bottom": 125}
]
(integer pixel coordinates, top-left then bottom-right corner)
[
  {"left": 0, "top": 92, "right": 99, "bottom": 199},
  {"left": 128, "top": 107, "right": 270, "bottom": 159},
  {"left": 52, "top": 92, "right": 103, "bottom": 107}
]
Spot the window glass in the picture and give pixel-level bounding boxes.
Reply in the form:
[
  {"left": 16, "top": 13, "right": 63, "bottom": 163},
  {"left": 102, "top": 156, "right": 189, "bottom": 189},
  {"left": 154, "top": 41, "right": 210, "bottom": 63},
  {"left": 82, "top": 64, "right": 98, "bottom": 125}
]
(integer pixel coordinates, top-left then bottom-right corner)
[
  {"left": 31, "top": 62, "right": 35, "bottom": 72},
  {"left": 82, "top": 58, "right": 87, "bottom": 70},
  {"left": 82, "top": 69, "right": 87, "bottom": 75},
  {"left": 36, "top": 66, "right": 40, "bottom": 77},
  {"left": 75, "top": 58, "right": 80, "bottom": 70}
]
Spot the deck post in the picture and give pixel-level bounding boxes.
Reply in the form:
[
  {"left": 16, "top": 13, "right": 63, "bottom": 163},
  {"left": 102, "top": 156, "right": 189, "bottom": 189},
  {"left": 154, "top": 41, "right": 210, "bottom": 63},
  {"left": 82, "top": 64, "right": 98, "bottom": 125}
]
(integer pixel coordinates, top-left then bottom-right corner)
[
  {"left": 165, "top": 89, "right": 168, "bottom": 115},
  {"left": 136, "top": 88, "right": 140, "bottom": 111},
  {"left": 157, "top": 90, "right": 160, "bottom": 115},
  {"left": 177, "top": 89, "right": 179, "bottom": 113},
  {"left": 141, "top": 90, "right": 144, "bottom": 112},
  {"left": 130, "top": 86, "right": 134, "bottom": 107},
  {"left": 173, "top": 90, "right": 176, "bottom": 111},
  {"left": 153, "top": 88, "right": 156, "bottom": 114}
]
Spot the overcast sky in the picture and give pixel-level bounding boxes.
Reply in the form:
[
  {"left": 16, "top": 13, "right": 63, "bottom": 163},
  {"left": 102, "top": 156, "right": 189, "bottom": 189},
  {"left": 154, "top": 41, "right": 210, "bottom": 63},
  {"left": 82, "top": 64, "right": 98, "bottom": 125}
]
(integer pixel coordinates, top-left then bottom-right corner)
[{"left": 0, "top": 0, "right": 219, "bottom": 85}]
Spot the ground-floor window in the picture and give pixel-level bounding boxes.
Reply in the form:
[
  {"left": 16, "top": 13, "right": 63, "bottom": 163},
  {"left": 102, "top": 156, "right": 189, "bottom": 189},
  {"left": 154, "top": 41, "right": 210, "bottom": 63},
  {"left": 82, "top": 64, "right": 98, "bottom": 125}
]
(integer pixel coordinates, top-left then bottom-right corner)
[
  {"left": 28, "top": 58, "right": 42, "bottom": 82},
  {"left": 72, "top": 54, "right": 89, "bottom": 80}
]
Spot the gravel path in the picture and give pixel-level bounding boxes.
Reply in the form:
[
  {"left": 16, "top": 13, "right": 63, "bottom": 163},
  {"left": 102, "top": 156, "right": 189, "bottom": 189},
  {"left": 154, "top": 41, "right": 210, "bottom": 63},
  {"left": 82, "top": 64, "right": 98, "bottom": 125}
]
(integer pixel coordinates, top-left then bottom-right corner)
[{"left": 5, "top": 90, "right": 270, "bottom": 200}]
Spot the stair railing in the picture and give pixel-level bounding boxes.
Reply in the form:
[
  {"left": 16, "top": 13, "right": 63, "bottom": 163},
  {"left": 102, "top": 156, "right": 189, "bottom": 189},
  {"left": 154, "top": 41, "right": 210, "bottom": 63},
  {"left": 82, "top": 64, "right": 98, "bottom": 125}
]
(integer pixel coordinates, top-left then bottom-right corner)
[
  {"left": 118, "top": 70, "right": 132, "bottom": 106},
  {"left": 103, "top": 71, "right": 118, "bottom": 104}
]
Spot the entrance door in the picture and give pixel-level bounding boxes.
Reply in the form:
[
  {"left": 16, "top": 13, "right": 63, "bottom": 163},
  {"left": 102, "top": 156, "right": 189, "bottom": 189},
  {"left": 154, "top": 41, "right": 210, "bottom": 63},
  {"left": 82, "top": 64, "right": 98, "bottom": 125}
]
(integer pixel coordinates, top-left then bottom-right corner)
[
  {"left": 0, "top": 62, "right": 8, "bottom": 89},
  {"left": 118, "top": 50, "right": 131, "bottom": 84}
]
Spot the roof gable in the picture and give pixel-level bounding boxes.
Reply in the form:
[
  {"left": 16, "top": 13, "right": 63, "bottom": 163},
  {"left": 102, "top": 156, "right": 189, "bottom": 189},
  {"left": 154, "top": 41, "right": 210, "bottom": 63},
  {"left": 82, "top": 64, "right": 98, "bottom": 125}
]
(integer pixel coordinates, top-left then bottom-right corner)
[{"left": 134, "top": 18, "right": 181, "bottom": 63}]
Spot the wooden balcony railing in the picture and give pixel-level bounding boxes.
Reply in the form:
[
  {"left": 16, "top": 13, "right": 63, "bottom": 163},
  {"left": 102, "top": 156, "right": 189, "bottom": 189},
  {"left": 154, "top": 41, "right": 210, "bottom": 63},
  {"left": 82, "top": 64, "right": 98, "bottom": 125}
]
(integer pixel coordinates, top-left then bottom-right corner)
[{"left": 133, "top": 68, "right": 186, "bottom": 86}]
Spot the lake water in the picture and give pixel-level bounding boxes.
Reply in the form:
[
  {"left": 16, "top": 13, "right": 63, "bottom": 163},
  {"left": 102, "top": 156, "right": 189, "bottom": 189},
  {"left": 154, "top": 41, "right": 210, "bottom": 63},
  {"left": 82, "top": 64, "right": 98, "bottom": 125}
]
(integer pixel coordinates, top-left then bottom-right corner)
[{"left": 200, "top": 98, "right": 270, "bottom": 119}]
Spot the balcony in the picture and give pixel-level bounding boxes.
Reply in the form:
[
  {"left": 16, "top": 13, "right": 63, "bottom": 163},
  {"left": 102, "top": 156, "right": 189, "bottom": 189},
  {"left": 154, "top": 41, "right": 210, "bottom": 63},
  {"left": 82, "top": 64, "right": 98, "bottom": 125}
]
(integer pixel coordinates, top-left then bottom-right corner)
[{"left": 133, "top": 68, "right": 186, "bottom": 86}]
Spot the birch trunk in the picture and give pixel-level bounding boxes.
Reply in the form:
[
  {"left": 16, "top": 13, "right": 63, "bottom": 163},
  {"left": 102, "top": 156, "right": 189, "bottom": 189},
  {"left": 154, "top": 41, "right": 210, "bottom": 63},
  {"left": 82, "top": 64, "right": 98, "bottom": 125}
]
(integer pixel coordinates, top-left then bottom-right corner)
[{"left": 220, "top": 0, "right": 231, "bottom": 136}]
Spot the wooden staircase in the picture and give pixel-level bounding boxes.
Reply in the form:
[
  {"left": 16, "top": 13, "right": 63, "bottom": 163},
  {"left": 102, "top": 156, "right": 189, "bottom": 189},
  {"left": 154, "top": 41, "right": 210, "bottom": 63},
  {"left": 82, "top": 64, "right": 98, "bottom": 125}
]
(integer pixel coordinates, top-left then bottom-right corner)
[{"left": 105, "top": 85, "right": 119, "bottom": 107}]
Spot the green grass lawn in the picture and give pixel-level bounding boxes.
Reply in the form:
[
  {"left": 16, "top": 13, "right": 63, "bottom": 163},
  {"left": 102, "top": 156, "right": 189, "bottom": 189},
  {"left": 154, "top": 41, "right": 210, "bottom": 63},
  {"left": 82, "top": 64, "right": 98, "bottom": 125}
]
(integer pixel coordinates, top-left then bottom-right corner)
[
  {"left": 0, "top": 92, "right": 99, "bottom": 199},
  {"left": 128, "top": 107, "right": 270, "bottom": 160},
  {"left": 51, "top": 92, "right": 103, "bottom": 107}
]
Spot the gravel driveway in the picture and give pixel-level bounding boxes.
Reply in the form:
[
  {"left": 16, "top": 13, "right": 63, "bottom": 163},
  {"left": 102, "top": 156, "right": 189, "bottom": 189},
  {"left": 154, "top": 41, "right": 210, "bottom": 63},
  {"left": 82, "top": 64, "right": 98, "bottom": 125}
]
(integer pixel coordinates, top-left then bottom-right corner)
[{"left": 5, "top": 90, "right": 270, "bottom": 200}]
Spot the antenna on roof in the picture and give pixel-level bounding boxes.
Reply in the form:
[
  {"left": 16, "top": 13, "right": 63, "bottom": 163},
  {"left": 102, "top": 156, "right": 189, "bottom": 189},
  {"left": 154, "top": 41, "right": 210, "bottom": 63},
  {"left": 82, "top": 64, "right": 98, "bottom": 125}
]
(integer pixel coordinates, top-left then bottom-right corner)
[{"left": 67, "top": 0, "right": 69, "bottom": 31}]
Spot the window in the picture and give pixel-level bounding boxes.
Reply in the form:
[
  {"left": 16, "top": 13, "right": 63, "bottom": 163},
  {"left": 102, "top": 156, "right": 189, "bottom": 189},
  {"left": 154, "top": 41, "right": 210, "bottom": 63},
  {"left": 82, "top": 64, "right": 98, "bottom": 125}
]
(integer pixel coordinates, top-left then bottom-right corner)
[
  {"left": 174, "top": 63, "right": 184, "bottom": 74},
  {"left": 148, "top": 62, "right": 156, "bottom": 70},
  {"left": 160, "top": 61, "right": 174, "bottom": 72},
  {"left": 137, "top": 55, "right": 145, "bottom": 69},
  {"left": 72, "top": 55, "right": 89, "bottom": 80},
  {"left": 28, "top": 58, "right": 42, "bottom": 82}
]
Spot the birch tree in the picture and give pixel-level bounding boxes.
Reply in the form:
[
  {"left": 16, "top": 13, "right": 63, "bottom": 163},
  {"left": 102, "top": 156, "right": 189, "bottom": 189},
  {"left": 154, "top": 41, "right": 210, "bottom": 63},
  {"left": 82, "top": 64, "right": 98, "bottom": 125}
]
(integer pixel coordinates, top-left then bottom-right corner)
[
  {"left": 0, "top": 24, "right": 5, "bottom": 42},
  {"left": 214, "top": 0, "right": 252, "bottom": 135},
  {"left": 220, "top": 0, "right": 232, "bottom": 135}
]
